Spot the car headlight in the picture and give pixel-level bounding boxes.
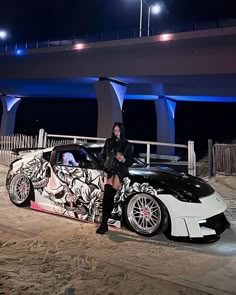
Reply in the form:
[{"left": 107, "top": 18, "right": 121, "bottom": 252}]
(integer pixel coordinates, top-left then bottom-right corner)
[{"left": 173, "top": 190, "right": 201, "bottom": 203}]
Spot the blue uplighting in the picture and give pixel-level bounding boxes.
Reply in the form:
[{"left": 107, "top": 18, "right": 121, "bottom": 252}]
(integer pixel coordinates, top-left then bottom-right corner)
[
  {"left": 14, "top": 49, "right": 25, "bottom": 56},
  {"left": 167, "top": 100, "right": 176, "bottom": 119},
  {"left": 111, "top": 82, "right": 126, "bottom": 109},
  {"left": 125, "top": 95, "right": 158, "bottom": 100},
  {"left": 167, "top": 95, "right": 236, "bottom": 102}
]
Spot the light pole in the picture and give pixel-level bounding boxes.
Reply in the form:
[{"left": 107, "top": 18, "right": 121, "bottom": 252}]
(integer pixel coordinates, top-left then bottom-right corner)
[
  {"left": 147, "top": 3, "right": 162, "bottom": 36},
  {"left": 138, "top": 1, "right": 162, "bottom": 37},
  {"left": 139, "top": 0, "right": 143, "bottom": 37}
]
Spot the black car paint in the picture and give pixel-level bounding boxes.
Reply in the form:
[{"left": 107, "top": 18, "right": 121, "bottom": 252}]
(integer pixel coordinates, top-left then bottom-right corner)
[{"left": 129, "top": 166, "right": 214, "bottom": 202}]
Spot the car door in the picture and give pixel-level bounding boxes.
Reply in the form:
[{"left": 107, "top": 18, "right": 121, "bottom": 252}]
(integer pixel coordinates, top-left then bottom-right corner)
[{"left": 47, "top": 146, "right": 103, "bottom": 222}]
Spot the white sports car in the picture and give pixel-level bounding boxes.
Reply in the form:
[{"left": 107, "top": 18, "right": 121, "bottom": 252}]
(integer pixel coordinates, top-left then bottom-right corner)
[{"left": 6, "top": 144, "right": 230, "bottom": 243}]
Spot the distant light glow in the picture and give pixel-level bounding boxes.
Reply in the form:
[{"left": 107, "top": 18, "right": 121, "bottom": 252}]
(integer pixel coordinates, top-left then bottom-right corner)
[
  {"left": 14, "top": 49, "right": 25, "bottom": 56},
  {"left": 151, "top": 3, "right": 162, "bottom": 15},
  {"left": 0, "top": 30, "right": 8, "bottom": 40},
  {"left": 159, "top": 34, "right": 173, "bottom": 42},
  {"left": 73, "top": 43, "right": 86, "bottom": 50},
  {"left": 212, "top": 242, "right": 236, "bottom": 255}
]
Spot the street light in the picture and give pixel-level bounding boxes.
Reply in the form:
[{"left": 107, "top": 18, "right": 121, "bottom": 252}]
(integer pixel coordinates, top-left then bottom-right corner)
[
  {"left": 147, "top": 3, "right": 162, "bottom": 36},
  {"left": 0, "top": 30, "right": 8, "bottom": 40},
  {"left": 138, "top": 1, "right": 162, "bottom": 37}
]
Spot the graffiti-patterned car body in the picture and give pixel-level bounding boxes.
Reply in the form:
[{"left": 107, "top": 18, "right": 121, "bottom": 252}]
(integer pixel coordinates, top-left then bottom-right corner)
[{"left": 6, "top": 144, "right": 230, "bottom": 242}]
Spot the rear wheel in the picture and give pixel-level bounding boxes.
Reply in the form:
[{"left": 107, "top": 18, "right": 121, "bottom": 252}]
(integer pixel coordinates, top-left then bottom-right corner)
[
  {"left": 124, "top": 193, "right": 169, "bottom": 237},
  {"left": 9, "top": 174, "right": 34, "bottom": 207}
]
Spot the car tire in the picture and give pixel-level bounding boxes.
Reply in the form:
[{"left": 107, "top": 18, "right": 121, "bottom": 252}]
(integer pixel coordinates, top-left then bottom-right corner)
[
  {"left": 9, "top": 174, "right": 34, "bottom": 207},
  {"left": 124, "top": 193, "right": 169, "bottom": 237}
]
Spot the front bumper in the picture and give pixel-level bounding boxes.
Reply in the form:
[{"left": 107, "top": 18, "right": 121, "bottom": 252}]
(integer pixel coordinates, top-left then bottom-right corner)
[
  {"left": 202, "top": 212, "right": 230, "bottom": 235},
  {"left": 158, "top": 191, "right": 229, "bottom": 239},
  {"left": 167, "top": 213, "right": 230, "bottom": 243}
]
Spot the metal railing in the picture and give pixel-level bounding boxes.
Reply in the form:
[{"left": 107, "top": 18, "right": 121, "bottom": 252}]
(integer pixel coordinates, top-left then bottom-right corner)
[
  {"left": 0, "top": 129, "right": 196, "bottom": 176},
  {"left": 1, "top": 17, "right": 236, "bottom": 54},
  {"left": 39, "top": 129, "right": 196, "bottom": 176}
]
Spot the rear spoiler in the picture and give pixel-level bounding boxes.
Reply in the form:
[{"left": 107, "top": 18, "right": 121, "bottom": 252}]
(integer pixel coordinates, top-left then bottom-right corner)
[{"left": 11, "top": 147, "right": 45, "bottom": 156}]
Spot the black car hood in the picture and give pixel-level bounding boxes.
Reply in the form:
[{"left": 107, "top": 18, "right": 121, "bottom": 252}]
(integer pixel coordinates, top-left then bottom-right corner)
[{"left": 129, "top": 166, "right": 214, "bottom": 201}]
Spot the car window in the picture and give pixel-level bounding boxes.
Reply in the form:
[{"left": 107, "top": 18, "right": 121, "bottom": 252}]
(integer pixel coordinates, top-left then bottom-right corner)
[
  {"left": 132, "top": 157, "right": 146, "bottom": 167},
  {"left": 56, "top": 148, "right": 97, "bottom": 169},
  {"left": 57, "top": 150, "right": 82, "bottom": 167},
  {"left": 87, "top": 147, "right": 102, "bottom": 160}
]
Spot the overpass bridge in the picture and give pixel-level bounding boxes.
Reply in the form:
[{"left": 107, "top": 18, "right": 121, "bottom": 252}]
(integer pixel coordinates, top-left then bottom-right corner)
[{"left": 1, "top": 26, "right": 236, "bottom": 154}]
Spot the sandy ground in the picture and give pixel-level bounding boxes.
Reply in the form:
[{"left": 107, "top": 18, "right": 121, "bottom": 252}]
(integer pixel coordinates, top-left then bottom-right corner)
[{"left": 0, "top": 164, "right": 236, "bottom": 295}]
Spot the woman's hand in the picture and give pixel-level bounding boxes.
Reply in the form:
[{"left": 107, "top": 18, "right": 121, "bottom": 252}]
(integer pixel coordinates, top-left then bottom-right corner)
[{"left": 116, "top": 152, "right": 125, "bottom": 162}]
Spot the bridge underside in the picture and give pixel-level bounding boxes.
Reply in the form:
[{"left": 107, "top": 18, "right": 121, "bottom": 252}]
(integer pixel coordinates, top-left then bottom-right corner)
[{"left": 1, "top": 74, "right": 236, "bottom": 101}]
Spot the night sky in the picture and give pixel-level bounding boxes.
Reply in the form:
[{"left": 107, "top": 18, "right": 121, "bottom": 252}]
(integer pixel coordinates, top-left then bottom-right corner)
[
  {"left": 1, "top": 0, "right": 236, "bottom": 42},
  {"left": 1, "top": 0, "right": 236, "bottom": 156}
]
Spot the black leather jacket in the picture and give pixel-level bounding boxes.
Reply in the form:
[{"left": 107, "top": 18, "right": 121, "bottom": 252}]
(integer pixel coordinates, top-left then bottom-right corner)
[{"left": 100, "top": 138, "right": 134, "bottom": 179}]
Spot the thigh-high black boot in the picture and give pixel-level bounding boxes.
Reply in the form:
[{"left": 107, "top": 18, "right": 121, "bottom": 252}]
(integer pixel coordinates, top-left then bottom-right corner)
[{"left": 96, "top": 184, "right": 117, "bottom": 234}]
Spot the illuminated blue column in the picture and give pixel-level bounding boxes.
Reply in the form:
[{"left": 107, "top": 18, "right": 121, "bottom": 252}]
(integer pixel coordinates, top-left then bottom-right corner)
[
  {"left": 0, "top": 96, "right": 21, "bottom": 135},
  {"left": 95, "top": 78, "right": 127, "bottom": 138},
  {"left": 155, "top": 96, "right": 176, "bottom": 155}
]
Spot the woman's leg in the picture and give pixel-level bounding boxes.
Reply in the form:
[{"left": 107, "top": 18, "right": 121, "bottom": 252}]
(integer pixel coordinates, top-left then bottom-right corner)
[
  {"left": 96, "top": 175, "right": 120, "bottom": 234},
  {"left": 103, "top": 176, "right": 114, "bottom": 186},
  {"left": 112, "top": 175, "right": 121, "bottom": 190}
]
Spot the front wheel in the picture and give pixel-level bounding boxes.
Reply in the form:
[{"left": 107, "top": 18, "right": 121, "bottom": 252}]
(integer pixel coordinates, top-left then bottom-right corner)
[
  {"left": 124, "top": 193, "right": 169, "bottom": 237},
  {"left": 9, "top": 174, "right": 34, "bottom": 207}
]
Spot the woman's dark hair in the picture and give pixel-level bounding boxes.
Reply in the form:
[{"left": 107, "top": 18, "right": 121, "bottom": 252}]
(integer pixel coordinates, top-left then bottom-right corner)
[{"left": 111, "top": 122, "right": 125, "bottom": 142}]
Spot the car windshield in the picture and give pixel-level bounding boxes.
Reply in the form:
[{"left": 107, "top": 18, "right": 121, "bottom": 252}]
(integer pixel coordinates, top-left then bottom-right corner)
[{"left": 132, "top": 157, "right": 147, "bottom": 167}]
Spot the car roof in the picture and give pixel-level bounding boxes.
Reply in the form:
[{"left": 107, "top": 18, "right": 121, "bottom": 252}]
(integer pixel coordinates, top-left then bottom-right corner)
[
  {"left": 52, "top": 142, "right": 104, "bottom": 151},
  {"left": 20, "top": 147, "right": 53, "bottom": 158}
]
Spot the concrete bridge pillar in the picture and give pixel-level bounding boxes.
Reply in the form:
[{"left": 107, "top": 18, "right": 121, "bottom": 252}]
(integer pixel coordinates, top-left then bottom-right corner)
[
  {"left": 0, "top": 96, "right": 21, "bottom": 135},
  {"left": 155, "top": 96, "right": 176, "bottom": 155},
  {"left": 95, "top": 78, "right": 127, "bottom": 138}
]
